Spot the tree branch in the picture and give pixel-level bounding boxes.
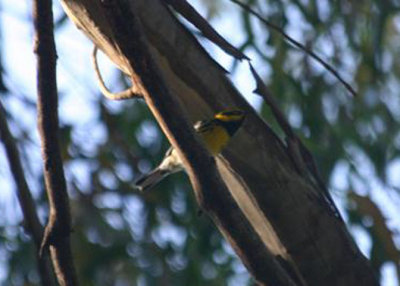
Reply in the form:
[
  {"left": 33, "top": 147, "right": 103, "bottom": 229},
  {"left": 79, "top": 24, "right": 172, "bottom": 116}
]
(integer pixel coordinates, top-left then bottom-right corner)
[
  {"left": 0, "top": 100, "right": 56, "bottom": 286},
  {"left": 230, "top": 0, "right": 357, "bottom": 97},
  {"left": 32, "top": 0, "right": 78, "bottom": 284},
  {"left": 249, "top": 63, "right": 343, "bottom": 220},
  {"left": 59, "top": 0, "right": 378, "bottom": 284},
  {"left": 99, "top": 1, "right": 296, "bottom": 284},
  {"left": 92, "top": 46, "right": 143, "bottom": 100},
  {"left": 164, "top": 0, "right": 248, "bottom": 60}
]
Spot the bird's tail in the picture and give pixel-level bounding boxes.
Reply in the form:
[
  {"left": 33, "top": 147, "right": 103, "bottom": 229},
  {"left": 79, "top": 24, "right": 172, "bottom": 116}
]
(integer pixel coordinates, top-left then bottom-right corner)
[{"left": 135, "top": 168, "right": 168, "bottom": 192}]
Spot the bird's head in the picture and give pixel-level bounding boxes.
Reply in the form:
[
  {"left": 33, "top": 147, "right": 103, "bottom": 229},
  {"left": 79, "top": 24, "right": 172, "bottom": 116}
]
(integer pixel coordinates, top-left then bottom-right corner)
[
  {"left": 214, "top": 109, "right": 246, "bottom": 136},
  {"left": 215, "top": 109, "right": 246, "bottom": 123}
]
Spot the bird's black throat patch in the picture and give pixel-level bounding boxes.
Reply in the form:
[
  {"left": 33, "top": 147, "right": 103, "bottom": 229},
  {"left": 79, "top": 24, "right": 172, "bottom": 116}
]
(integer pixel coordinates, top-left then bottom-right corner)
[{"left": 218, "top": 119, "right": 244, "bottom": 136}]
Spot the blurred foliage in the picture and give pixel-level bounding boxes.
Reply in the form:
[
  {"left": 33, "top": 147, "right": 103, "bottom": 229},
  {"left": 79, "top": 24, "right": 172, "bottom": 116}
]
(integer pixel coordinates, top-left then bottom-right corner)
[
  {"left": 240, "top": 0, "right": 400, "bottom": 283},
  {"left": 0, "top": 0, "right": 400, "bottom": 285}
]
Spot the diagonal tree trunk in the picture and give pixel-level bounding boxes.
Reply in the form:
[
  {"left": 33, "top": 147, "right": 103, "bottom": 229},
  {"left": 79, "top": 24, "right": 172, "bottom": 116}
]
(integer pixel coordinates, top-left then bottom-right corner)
[{"left": 59, "top": 0, "right": 378, "bottom": 285}]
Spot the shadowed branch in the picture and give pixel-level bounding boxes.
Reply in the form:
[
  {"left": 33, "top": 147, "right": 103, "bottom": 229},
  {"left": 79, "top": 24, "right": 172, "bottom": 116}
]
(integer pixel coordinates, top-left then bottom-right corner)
[
  {"left": 249, "top": 63, "right": 343, "bottom": 220},
  {"left": 164, "top": 0, "right": 248, "bottom": 60},
  {"left": 32, "top": 0, "right": 78, "bottom": 284},
  {"left": 99, "top": 1, "right": 296, "bottom": 284},
  {"left": 0, "top": 99, "right": 56, "bottom": 286}
]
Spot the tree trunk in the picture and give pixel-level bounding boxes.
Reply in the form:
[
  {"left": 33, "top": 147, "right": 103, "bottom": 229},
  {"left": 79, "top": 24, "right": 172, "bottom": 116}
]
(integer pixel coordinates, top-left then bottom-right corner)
[{"left": 59, "top": 0, "right": 378, "bottom": 285}]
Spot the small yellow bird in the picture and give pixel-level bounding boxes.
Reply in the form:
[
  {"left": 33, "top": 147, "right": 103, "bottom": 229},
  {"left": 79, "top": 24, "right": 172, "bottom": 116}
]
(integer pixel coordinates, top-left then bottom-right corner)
[{"left": 135, "top": 110, "right": 246, "bottom": 191}]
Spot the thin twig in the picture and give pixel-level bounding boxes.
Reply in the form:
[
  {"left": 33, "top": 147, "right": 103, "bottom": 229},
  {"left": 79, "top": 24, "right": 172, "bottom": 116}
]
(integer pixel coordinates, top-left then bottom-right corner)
[
  {"left": 92, "top": 46, "right": 142, "bottom": 100},
  {"left": 0, "top": 100, "right": 56, "bottom": 286},
  {"left": 32, "top": 0, "right": 78, "bottom": 284},
  {"left": 230, "top": 0, "right": 357, "bottom": 97},
  {"left": 164, "top": 0, "right": 248, "bottom": 60}
]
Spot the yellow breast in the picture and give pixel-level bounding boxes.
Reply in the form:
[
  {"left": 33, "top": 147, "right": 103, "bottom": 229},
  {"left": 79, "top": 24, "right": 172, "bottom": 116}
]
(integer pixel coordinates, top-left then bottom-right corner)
[{"left": 199, "top": 124, "right": 230, "bottom": 155}]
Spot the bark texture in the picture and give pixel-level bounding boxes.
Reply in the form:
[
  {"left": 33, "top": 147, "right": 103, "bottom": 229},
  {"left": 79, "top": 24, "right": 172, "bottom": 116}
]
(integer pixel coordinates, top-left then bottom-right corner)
[
  {"left": 33, "top": 0, "right": 78, "bottom": 284},
  {"left": 59, "top": 0, "right": 378, "bottom": 285}
]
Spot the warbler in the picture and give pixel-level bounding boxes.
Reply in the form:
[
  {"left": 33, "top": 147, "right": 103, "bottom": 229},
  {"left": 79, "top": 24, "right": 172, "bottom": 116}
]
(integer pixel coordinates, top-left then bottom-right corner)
[{"left": 135, "top": 110, "right": 246, "bottom": 191}]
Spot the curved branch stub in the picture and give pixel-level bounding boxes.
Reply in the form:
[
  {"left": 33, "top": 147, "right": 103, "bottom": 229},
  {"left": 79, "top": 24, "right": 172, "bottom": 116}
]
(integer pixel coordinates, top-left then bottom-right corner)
[{"left": 92, "top": 46, "right": 143, "bottom": 100}]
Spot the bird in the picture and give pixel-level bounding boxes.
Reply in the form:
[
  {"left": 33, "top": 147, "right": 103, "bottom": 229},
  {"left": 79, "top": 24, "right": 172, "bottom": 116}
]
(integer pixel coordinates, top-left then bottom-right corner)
[{"left": 135, "top": 109, "right": 246, "bottom": 192}]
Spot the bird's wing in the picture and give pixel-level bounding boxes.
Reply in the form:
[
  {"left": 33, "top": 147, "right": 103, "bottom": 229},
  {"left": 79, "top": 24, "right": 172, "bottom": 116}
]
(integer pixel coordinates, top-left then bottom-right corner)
[
  {"left": 194, "top": 119, "right": 216, "bottom": 134},
  {"left": 164, "top": 146, "right": 174, "bottom": 157},
  {"left": 162, "top": 119, "right": 211, "bottom": 157}
]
